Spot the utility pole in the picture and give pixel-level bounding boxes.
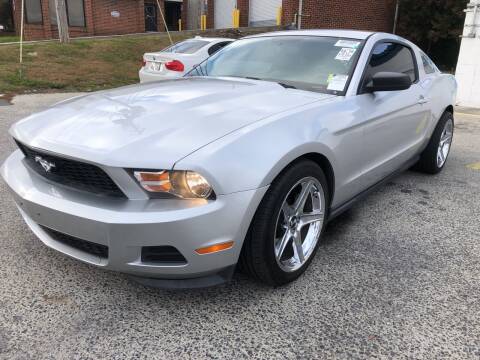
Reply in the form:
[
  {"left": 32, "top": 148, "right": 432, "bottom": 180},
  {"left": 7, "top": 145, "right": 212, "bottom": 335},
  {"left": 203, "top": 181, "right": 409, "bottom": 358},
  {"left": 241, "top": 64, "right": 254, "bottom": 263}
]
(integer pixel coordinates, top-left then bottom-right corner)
[
  {"left": 393, "top": 0, "right": 400, "bottom": 34},
  {"left": 298, "top": 0, "right": 303, "bottom": 29},
  {"left": 54, "top": 0, "right": 70, "bottom": 43},
  {"left": 19, "top": 0, "right": 24, "bottom": 76}
]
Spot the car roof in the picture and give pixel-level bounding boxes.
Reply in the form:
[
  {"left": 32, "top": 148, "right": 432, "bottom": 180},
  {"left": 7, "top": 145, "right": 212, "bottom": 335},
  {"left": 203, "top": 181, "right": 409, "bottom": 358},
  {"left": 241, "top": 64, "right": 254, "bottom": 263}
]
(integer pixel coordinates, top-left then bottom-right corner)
[{"left": 245, "top": 29, "right": 375, "bottom": 40}]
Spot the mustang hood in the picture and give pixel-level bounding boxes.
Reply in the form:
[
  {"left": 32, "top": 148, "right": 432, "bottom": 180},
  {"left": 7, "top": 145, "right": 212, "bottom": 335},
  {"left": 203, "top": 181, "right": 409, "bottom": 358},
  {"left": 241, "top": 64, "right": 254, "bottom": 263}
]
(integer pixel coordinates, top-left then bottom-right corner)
[{"left": 11, "top": 77, "right": 333, "bottom": 168}]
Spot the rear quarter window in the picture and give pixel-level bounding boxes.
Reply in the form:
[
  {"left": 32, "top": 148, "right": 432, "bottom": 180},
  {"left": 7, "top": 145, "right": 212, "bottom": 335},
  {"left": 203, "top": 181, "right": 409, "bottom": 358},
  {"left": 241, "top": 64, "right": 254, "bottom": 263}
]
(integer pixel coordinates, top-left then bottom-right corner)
[
  {"left": 208, "top": 41, "right": 233, "bottom": 56},
  {"left": 421, "top": 52, "right": 438, "bottom": 74}
]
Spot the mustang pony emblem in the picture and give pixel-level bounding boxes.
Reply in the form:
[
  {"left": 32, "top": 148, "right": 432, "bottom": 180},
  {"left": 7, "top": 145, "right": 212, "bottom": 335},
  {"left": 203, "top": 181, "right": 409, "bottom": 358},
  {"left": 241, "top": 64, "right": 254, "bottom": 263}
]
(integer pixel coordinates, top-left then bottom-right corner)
[{"left": 34, "top": 156, "right": 56, "bottom": 173}]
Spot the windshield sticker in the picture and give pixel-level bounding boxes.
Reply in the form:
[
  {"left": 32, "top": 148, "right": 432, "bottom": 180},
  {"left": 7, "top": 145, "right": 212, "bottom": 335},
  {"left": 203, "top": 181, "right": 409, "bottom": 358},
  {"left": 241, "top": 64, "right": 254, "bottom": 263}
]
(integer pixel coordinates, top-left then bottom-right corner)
[
  {"left": 327, "top": 73, "right": 334, "bottom": 85},
  {"left": 327, "top": 74, "right": 349, "bottom": 92},
  {"left": 335, "top": 48, "right": 357, "bottom": 62},
  {"left": 335, "top": 40, "right": 361, "bottom": 49}
]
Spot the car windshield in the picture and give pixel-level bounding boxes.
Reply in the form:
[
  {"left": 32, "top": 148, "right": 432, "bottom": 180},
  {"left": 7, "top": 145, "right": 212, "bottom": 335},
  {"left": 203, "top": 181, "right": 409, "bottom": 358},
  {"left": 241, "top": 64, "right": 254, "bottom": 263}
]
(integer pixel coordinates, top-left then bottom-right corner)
[
  {"left": 187, "top": 36, "right": 364, "bottom": 94},
  {"left": 162, "top": 39, "right": 209, "bottom": 54}
]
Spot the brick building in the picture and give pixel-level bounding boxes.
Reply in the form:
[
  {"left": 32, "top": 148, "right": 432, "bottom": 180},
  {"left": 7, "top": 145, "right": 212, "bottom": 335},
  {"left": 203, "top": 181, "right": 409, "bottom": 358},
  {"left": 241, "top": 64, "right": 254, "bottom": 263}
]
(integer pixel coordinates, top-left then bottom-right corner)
[
  {"left": 5, "top": 0, "right": 396, "bottom": 41},
  {"left": 7, "top": 0, "right": 187, "bottom": 40},
  {"left": 282, "top": 0, "right": 396, "bottom": 31},
  {"left": 191, "top": 0, "right": 396, "bottom": 31}
]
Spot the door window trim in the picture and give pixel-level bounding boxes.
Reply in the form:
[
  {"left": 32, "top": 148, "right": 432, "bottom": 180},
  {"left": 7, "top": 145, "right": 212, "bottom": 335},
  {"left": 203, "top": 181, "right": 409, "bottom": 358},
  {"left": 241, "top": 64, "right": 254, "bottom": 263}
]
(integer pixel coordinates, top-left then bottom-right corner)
[{"left": 357, "top": 39, "right": 420, "bottom": 95}]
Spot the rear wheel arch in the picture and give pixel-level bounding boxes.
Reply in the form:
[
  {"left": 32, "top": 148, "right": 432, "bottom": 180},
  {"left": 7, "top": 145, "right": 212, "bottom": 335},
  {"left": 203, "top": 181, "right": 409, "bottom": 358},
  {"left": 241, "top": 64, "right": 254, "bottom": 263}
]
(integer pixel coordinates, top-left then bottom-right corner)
[
  {"left": 444, "top": 105, "right": 454, "bottom": 124},
  {"left": 428, "top": 105, "right": 454, "bottom": 139},
  {"left": 436, "top": 105, "right": 454, "bottom": 127},
  {"left": 414, "top": 110, "right": 454, "bottom": 174}
]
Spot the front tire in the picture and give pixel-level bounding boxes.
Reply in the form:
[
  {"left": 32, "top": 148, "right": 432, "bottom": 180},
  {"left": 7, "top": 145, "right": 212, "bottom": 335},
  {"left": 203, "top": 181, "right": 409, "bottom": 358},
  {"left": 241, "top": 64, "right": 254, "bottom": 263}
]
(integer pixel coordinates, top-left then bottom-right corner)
[
  {"left": 415, "top": 111, "right": 454, "bottom": 174},
  {"left": 240, "top": 160, "right": 329, "bottom": 286}
]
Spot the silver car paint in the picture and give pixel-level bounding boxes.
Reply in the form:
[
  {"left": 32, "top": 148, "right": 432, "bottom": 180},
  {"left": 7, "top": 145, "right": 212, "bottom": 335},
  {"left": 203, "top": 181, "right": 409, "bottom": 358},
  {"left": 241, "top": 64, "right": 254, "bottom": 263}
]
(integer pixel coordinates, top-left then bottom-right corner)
[
  {"left": 1, "top": 30, "right": 457, "bottom": 281},
  {"left": 9, "top": 78, "right": 323, "bottom": 173},
  {"left": 178, "top": 32, "right": 456, "bottom": 205},
  {"left": 2, "top": 150, "right": 268, "bottom": 278}
]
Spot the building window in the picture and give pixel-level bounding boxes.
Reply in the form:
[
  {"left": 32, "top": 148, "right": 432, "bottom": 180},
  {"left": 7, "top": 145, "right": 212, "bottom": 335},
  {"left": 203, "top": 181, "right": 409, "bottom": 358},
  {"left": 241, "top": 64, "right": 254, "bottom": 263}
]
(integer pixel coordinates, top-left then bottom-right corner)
[
  {"left": 25, "top": 0, "right": 43, "bottom": 24},
  {"left": 49, "top": 0, "right": 85, "bottom": 27},
  {"left": 48, "top": 0, "right": 57, "bottom": 25},
  {"left": 66, "top": 0, "right": 85, "bottom": 27}
]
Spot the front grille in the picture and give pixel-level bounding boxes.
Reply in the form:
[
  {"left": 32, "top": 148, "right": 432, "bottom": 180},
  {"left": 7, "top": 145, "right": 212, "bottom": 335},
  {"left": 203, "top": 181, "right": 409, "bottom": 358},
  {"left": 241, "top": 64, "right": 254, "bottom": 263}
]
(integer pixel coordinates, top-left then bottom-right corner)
[
  {"left": 16, "top": 141, "right": 126, "bottom": 198},
  {"left": 41, "top": 226, "right": 109, "bottom": 259}
]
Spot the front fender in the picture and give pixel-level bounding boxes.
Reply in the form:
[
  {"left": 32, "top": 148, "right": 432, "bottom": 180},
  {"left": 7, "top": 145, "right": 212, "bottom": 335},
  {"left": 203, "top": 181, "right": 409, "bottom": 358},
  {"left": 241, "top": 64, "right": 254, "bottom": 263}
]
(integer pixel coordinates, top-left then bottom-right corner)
[{"left": 173, "top": 104, "right": 340, "bottom": 196}]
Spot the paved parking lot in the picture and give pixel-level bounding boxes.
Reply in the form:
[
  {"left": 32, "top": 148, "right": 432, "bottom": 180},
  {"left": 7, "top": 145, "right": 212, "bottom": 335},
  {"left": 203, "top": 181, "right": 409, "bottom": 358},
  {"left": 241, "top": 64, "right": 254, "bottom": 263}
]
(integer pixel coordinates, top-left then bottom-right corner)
[{"left": 0, "top": 93, "right": 479, "bottom": 359}]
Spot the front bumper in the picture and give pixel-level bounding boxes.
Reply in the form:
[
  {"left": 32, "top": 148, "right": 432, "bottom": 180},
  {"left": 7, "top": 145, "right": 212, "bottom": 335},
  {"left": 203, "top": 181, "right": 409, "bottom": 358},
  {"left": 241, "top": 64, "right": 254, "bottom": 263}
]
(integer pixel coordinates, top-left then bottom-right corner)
[{"left": 1, "top": 150, "right": 267, "bottom": 284}]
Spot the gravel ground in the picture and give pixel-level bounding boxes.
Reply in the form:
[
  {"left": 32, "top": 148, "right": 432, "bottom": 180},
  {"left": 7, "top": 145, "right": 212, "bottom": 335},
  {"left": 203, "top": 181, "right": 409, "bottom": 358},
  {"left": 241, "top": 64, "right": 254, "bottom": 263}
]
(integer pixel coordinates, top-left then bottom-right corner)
[{"left": 0, "top": 93, "right": 479, "bottom": 359}]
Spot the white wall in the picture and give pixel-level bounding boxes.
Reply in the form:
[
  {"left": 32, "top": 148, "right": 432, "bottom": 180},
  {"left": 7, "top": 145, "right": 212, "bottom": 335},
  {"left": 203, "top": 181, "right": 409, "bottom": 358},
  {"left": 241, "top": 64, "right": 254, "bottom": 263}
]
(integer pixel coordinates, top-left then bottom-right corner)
[
  {"left": 215, "top": 0, "right": 235, "bottom": 29},
  {"left": 456, "top": 0, "right": 480, "bottom": 108},
  {"left": 187, "top": 0, "right": 202, "bottom": 30},
  {"left": 249, "top": 0, "right": 282, "bottom": 27}
]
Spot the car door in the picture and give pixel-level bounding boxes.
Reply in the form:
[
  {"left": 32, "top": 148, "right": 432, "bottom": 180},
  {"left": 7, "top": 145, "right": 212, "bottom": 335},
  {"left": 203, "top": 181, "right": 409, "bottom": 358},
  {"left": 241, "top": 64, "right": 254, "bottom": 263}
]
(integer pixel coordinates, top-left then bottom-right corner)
[{"left": 356, "top": 41, "right": 430, "bottom": 184}]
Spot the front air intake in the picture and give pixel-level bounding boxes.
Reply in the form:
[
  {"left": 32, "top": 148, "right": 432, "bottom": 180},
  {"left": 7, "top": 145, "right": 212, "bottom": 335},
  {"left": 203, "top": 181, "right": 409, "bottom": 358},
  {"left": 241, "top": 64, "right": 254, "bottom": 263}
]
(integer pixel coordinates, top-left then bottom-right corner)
[
  {"left": 41, "top": 226, "right": 109, "bottom": 259},
  {"left": 141, "top": 246, "right": 187, "bottom": 264}
]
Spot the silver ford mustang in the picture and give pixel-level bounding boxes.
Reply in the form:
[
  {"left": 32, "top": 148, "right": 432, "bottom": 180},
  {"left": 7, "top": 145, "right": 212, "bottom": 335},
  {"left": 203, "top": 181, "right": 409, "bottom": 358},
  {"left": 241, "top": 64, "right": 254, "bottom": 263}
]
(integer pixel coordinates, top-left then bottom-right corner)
[{"left": 1, "top": 30, "right": 457, "bottom": 288}]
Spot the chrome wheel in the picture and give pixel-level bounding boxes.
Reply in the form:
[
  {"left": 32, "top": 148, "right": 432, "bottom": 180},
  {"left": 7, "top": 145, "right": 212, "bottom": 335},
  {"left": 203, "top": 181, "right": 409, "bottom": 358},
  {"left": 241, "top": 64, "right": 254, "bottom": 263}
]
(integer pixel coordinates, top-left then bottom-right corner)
[
  {"left": 274, "top": 177, "right": 325, "bottom": 273},
  {"left": 437, "top": 119, "right": 453, "bottom": 168}
]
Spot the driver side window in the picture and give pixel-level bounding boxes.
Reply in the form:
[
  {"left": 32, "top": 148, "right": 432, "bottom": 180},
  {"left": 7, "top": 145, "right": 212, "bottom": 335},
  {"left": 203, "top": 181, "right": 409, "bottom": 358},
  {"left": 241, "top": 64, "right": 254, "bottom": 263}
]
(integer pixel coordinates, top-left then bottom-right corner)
[{"left": 362, "top": 42, "right": 417, "bottom": 89}]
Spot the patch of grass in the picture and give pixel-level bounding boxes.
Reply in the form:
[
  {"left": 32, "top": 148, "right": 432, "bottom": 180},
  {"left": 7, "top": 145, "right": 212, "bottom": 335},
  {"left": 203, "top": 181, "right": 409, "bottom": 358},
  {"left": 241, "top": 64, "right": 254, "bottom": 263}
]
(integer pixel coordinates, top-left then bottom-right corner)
[
  {"left": 0, "top": 28, "right": 279, "bottom": 94},
  {"left": 0, "top": 35, "right": 19, "bottom": 43},
  {"left": 0, "top": 34, "right": 188, "bottom": 93},
  {"left": 6, "top": 70, "right": 66, "bottom": 89}
]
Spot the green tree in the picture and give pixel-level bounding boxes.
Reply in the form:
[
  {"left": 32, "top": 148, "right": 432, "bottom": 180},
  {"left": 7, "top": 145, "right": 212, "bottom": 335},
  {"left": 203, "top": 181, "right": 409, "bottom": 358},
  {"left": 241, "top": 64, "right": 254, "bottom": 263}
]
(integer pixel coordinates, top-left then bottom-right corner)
[{"left": 396, "top": 0, "right": 468, "bottom": 70}]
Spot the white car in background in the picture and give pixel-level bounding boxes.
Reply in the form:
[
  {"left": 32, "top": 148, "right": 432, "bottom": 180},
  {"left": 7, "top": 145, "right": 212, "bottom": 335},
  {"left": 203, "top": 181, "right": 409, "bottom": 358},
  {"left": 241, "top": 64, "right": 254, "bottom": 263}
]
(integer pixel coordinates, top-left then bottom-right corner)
[{"left": 139, "top": 37, "right": 234, "bottom": 83}]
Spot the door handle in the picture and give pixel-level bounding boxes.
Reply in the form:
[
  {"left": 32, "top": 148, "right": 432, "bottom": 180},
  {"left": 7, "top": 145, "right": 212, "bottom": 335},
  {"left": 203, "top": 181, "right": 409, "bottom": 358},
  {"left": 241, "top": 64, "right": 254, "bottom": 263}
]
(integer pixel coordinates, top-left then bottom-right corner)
[{"left": 417, "top": 96, "right": 429, "bottom": 105}]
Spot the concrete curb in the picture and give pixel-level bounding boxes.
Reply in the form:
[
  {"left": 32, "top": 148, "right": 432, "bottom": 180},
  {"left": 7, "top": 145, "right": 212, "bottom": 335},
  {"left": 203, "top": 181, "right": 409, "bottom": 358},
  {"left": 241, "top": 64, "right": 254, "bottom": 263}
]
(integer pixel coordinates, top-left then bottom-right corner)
[{"left": 455, "top": 106, "right": 480, "bottom": 116}]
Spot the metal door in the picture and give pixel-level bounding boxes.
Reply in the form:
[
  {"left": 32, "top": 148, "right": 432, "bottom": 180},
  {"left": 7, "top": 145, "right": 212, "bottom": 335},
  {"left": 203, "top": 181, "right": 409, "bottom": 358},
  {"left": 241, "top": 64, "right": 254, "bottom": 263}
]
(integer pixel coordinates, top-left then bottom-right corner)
[
  {"left": 249, "top": 0, "right": 281, "bottom": 27},
  {"left": 215, "top": 0, "right": 235, "bottom": 29},
  {"left": 145, "top": 4, "right": 158, "bottom": 32}
]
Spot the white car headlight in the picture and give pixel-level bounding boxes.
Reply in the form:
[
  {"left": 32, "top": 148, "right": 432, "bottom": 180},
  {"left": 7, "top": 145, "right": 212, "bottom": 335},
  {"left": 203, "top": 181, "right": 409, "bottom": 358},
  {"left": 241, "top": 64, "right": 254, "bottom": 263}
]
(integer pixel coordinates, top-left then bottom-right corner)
[{"left": 134, "top": 170, "right": 213, "bottom": 199}]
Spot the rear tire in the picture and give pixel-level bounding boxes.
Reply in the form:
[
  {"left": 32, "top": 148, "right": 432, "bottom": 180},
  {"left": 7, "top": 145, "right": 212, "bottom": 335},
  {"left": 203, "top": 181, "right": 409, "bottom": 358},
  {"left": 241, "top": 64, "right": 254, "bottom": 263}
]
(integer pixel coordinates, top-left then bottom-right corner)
[
  {"left": 414, "top": 111, "right": 454, "bottom": 174},
  {"left": 239, "top": 160, "right": 329, "bottom": 286}
]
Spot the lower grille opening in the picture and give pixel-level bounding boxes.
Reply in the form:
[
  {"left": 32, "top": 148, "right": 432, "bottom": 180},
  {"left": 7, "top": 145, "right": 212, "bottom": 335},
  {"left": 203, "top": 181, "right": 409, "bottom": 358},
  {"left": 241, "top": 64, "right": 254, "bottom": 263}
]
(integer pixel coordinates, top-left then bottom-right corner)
[
  {"left": 141, "top": 246, "right": 187, "bottom": 264},
  {"left": 40, "top": 226, "right": 109, "bottom": 259}
]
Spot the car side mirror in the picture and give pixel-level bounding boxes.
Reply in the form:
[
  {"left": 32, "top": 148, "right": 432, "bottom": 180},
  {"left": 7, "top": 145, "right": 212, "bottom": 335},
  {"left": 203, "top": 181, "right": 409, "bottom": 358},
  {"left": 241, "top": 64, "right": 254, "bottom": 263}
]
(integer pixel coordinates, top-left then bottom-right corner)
[{"left": 364, "top": 72, "right": 412, "bottom": 93}]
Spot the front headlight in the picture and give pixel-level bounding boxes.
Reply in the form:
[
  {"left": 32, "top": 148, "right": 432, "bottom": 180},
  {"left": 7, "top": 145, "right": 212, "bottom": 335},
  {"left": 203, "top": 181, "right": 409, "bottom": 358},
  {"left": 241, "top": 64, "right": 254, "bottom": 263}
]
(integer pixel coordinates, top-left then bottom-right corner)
[{"left": 133, "top": 170, "right": 214, "bottom": 199}]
